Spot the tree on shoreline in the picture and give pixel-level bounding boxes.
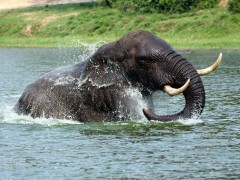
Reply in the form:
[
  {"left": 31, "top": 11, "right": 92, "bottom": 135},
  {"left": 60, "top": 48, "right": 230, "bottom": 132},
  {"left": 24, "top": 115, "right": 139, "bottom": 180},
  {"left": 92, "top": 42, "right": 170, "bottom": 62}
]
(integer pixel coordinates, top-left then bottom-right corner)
[{"left": 98, "top": 0, "right": 220, "bottom": 14}]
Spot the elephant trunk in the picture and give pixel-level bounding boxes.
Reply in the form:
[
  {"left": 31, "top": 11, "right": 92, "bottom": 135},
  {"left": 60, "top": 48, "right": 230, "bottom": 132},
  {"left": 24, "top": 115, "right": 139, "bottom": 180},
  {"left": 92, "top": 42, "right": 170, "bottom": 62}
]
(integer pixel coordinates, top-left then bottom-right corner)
[{"left": 143, "top": 50, "right": 205, "bottom": 122}]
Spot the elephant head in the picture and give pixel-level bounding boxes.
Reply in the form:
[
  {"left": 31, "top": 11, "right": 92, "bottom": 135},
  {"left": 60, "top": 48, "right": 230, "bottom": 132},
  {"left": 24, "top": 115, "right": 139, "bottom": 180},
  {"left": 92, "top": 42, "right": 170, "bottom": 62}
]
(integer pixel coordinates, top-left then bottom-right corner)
[{"left": 96, "top": 30, "right": 222, "bottom": 122}]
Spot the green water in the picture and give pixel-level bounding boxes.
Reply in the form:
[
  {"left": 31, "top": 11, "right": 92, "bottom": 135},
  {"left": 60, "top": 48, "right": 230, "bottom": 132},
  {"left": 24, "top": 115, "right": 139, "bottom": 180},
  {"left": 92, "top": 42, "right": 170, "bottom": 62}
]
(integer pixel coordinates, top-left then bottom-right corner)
[{"left": 0, "top": 47, "right": 239, "bottom": 179}]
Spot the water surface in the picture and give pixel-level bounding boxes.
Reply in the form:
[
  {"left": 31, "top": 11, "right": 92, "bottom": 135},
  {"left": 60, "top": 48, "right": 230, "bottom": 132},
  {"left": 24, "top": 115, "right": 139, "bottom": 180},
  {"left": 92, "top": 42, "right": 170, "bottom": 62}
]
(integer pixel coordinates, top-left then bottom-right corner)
[{"left": 0, "top": 47, "right": 239, "bottom": 179}]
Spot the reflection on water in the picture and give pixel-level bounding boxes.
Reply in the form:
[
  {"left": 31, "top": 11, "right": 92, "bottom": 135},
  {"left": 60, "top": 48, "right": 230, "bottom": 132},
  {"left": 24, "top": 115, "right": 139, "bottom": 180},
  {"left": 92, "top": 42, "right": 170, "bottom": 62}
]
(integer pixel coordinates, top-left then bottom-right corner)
[{"left": 0, "top": 47, "right": 239, "bottom": 179}]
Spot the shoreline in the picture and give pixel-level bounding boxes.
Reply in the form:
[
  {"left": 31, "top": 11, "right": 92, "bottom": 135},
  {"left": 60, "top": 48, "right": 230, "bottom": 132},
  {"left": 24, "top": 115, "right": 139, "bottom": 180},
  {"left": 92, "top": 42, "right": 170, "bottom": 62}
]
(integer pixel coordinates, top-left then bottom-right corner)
[
  {"left": 0, "top": 36, "right": 239, "bottom": 49},
  {"left": 0, "top": 40, "right": 238, "bottom": 49},
  {"left": 0, "top": 3, "right": 239, "bottom": 49}
]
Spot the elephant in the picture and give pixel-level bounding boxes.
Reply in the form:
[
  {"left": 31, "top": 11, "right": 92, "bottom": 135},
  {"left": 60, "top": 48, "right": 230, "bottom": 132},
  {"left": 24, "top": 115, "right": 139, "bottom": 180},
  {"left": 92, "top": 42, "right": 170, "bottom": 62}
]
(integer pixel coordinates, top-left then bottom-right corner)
[{"left": 14, "top": 30, "right": 222, "bottom": 122}]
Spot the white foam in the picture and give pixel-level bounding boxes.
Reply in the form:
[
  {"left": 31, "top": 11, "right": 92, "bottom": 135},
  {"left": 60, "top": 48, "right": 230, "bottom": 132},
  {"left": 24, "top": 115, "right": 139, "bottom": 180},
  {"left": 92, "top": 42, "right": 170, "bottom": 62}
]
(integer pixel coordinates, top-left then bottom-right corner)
[
  {"left": 177, "top": 111, "right": 204, "bottom": 125},
  {"left": 0, "top": 105, "right": 82, "bottom": 126},
  {"left": 177, "top": 118, "right": 203, "bottom": 125}
]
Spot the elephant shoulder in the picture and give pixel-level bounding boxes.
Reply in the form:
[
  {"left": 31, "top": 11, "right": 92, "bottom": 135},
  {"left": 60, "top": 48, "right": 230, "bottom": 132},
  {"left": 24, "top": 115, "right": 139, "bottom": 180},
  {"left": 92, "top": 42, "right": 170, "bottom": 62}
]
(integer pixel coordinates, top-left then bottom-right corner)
[{"left": 41, "top": 60, "right": 87, "bottom": 80}]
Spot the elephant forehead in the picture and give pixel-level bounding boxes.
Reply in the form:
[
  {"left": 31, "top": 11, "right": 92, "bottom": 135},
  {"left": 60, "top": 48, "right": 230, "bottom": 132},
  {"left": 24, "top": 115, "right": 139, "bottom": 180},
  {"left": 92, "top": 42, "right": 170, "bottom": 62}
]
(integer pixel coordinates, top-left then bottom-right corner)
[
  {"left": 120, "top": 30, "right": 172, "bottom": 49},
  {"left": 149, "top": 48, "right": 174, "bottom": 60}
]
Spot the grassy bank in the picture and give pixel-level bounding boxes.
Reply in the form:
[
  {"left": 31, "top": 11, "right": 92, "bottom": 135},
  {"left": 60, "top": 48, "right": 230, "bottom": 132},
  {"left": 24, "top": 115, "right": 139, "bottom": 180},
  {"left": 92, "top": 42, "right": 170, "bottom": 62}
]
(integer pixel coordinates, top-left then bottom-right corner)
[{"left": 0, "top": 3, "right": 239, "bottom": 48}]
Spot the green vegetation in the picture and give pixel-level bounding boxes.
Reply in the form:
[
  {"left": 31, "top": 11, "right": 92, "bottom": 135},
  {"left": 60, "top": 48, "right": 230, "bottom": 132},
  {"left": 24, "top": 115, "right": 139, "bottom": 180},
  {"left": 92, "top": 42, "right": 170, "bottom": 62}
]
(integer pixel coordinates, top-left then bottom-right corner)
[
  {"left": 99, "top": 0, "right": 219, "bottom": 14},
  {"left": 229, "top": 0, "right": 240, "bottom": 13},
  {"left": 0, "top": 2, "right": 239, "bottom": 48}
]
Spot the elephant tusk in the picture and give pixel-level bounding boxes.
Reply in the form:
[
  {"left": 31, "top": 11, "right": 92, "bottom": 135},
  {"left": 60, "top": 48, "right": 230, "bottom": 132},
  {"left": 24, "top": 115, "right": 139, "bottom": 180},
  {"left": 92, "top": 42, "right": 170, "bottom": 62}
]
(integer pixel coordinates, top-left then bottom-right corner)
[
  {"left": 163, "top": 79, "right": 190, "bottom": 96},
  {"left": 197, "top": 53, "right": 222, "bottom": 76}
]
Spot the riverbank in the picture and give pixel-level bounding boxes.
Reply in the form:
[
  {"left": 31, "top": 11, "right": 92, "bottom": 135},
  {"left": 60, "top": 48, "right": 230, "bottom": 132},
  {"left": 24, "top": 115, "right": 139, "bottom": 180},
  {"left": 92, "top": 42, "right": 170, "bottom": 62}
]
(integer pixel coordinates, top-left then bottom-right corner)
[
  {"left": 0, "top": 0, "right": 92, "bottom": 10},
  {"left": 0, "top": 3, "right": 239, "bottom": 49}
]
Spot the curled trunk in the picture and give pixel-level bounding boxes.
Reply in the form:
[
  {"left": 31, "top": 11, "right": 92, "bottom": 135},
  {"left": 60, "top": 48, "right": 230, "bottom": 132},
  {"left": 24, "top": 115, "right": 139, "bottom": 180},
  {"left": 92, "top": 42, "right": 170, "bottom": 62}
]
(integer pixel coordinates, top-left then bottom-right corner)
[{"left": 143, "top": 51, "right": 205, "bottom": 122}]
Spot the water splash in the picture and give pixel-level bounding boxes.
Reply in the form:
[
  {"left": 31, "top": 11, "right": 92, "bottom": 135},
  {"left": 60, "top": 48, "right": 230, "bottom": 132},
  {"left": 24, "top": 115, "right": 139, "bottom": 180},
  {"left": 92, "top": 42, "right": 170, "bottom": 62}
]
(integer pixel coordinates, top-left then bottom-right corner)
[
  {"left": 57, "top": 40, "right": 106, "bottom": 65},
  {"left": 0, "top": 105, "right": 82, "bottom": 126},
  {"left": 177, "top": 104, "right": 204, "bottom": 125},
  {"left": 177, "top": 118, "right": 203, "bottom": 125},
  {"left": 53, "top": 75, "right": 76, "bottom": 86},
  {"left": 76, "top": 41, "right": 106, "bottom": 55},
  {"left": 70, "top": 40, "right": 106, "bottom": 62},
  {"left": 123, "top": 87, "right": 148, "bottom": 122}
]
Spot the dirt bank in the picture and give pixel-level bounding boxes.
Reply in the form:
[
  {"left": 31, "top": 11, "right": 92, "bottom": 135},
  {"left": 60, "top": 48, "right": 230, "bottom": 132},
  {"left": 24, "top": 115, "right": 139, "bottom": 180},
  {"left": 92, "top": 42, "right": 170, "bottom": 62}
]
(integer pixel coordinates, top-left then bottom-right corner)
[{"left": 0, "top": 0, "right": 93, "bottom": 10}]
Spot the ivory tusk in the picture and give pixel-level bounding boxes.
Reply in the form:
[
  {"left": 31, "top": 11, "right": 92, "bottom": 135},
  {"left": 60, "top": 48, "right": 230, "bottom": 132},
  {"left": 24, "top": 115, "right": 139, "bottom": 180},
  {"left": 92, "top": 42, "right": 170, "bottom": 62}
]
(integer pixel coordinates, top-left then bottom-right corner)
[
  {"left": 164, "top": 79, "right": 190, "bottom": 96},
  {"left": 197, "top": 53, "right": 222, "bottom": 76}
]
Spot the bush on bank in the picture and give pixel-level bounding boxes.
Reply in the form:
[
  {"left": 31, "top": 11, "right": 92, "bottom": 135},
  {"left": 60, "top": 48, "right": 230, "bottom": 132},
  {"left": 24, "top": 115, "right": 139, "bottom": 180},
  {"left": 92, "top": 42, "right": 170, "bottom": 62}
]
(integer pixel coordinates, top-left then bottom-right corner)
[
  {"left": 98, "top": 0, "right": 219, "bottom": 14},
  {"left": 228, "top": 0, "right": 240, "bottom": 13}
]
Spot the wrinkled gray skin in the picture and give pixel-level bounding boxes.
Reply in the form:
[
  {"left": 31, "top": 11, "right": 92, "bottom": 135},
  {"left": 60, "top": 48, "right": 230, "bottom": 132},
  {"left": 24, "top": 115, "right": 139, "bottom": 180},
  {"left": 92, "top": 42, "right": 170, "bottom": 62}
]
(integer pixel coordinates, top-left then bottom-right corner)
[{"left": 14, "top": 30, "right": 205, "bottom": 122}]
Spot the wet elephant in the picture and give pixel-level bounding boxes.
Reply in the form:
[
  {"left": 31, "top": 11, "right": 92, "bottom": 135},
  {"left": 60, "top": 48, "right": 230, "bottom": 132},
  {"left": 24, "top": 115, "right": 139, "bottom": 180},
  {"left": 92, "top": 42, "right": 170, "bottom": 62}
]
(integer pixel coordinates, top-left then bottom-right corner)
[{"left": 14, "top": 30, "right": 222, "bottom": 122}]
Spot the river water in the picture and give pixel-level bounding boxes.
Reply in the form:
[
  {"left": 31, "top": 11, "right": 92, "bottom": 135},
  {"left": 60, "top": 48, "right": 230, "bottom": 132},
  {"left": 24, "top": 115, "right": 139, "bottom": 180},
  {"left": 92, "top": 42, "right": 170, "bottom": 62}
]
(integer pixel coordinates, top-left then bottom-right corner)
[{"left": 0, "top": 46, "right": 239, "bottom": 179}]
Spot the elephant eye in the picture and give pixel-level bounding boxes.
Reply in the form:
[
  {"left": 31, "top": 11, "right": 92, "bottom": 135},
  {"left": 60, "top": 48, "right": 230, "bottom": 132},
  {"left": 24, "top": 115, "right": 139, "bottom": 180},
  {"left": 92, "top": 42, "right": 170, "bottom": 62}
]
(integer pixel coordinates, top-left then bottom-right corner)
[
  {"left": 138, "top": 59, "right": 147, "bottom": 66},
  {"left": 138, "top": 59, "right": 148, "bottom": 68}
]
